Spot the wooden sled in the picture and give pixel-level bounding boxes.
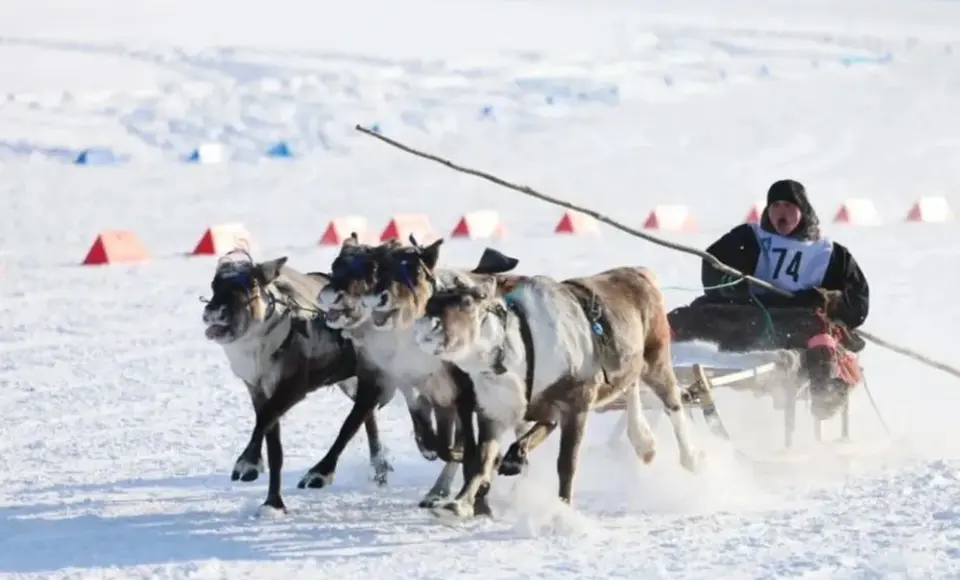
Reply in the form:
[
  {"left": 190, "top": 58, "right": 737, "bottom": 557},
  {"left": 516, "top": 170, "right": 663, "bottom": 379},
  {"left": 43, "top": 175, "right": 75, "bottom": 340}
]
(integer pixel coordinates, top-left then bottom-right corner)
[
  {"left": 672, "top": 358, "right": 850, "bottom": 449},
  {"left": 600, "top": 345, "right": 853, "bottom": 457}
]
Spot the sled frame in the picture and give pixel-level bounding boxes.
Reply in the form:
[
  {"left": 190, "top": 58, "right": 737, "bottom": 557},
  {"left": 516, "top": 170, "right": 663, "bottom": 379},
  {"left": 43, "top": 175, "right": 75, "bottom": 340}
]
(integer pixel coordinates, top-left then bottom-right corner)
[{"left": 672, "top": 361, "right": 852, "bottom": 449}]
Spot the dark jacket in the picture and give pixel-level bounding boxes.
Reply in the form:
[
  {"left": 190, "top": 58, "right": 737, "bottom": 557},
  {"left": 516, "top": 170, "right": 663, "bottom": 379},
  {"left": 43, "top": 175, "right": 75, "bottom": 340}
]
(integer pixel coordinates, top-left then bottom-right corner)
[{"left": 700, "top": 189, "right": 870, "bottom": 329}]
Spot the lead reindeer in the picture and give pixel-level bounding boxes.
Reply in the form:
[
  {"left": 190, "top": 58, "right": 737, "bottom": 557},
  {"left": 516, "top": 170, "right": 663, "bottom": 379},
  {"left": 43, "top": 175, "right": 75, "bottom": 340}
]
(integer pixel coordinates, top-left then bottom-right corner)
[
  {"left": 201, "top": 248, "right": 395, "bottom": 513},
  {"left": 410, "top": 266, "right": 705, "bottom": 519},
  {"left": 316, "top": 234, "right": 522, "bottom": 512}
]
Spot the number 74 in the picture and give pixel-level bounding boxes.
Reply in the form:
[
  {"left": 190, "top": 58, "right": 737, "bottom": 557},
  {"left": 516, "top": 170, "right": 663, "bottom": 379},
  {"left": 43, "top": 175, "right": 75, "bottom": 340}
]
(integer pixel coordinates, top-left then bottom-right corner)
[{"left": 771, "top": 248, "right": 802, "bottom": 282}]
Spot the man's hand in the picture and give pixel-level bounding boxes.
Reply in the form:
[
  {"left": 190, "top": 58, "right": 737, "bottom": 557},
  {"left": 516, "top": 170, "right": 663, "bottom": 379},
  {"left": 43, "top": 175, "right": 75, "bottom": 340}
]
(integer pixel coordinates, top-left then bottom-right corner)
[{"left": 814, "top": 287, "right": 843, "bottom": 313}]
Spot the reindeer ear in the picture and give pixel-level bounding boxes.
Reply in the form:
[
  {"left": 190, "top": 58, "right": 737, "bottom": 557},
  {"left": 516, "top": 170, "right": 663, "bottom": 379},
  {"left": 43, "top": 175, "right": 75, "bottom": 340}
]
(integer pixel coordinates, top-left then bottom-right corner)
[
  {"left": 472, "top": 248, "right": 519, "bottom": 274},
  {"left": 258, "top": 256, "right": 288, "bottom": 284},
  {"left": 420, "top": 238, "right": 444, "bottom": 271}
]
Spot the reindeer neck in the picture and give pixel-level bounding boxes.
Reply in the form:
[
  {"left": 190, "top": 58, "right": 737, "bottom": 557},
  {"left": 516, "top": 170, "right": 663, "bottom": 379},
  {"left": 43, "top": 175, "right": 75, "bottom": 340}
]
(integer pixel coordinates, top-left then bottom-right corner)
[
  {"left": 223, "top": 299, "right": 295, "bottom": 388},
  {"left": 353, "top": 320, "right": 443, "bottom": 381},
  {"left": 255, "top": 296, "right": 296, "bottom": 358}
]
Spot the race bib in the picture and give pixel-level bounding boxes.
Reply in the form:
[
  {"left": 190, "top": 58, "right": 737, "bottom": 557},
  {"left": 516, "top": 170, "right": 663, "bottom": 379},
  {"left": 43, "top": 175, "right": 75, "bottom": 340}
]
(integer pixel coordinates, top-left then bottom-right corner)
[{"left": 749, "top": 223, "right": 833, "bottom": 292}]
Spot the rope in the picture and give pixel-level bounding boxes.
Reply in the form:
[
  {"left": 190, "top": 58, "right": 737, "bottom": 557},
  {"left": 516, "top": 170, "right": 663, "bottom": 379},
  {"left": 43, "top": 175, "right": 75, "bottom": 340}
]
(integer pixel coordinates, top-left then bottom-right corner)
[
  {"left": 860, "top": 370, "right": 892, "bottom": 437},
  {"left": 661, "top": 276, "right": 746, "bottom": 293}
]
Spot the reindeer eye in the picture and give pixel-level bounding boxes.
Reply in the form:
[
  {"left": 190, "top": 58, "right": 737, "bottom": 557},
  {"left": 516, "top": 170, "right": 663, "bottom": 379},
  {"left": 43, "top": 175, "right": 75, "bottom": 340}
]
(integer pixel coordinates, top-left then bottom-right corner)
[{"left": 460, "top": 295, "right": 474, "bottom": 307}]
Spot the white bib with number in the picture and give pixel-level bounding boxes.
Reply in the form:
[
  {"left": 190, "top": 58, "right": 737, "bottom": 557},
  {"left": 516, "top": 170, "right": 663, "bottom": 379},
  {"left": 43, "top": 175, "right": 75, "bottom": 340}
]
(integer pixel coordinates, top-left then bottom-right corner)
[{"left": 749, "top": 223, "right": 834, "bottom": 293}]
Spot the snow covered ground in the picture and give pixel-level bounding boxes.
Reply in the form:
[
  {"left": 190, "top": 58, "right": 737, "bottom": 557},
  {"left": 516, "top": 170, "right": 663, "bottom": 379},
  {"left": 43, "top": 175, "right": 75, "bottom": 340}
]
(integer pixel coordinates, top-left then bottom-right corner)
[{"left": 3, "top": 0, "right": 960, "bottom": 577}]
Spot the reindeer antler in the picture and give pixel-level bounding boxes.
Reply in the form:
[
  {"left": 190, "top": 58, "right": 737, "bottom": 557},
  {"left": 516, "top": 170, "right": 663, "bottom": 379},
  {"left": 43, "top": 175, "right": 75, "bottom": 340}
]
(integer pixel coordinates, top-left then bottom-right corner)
[
  {"left": 408, "top": 233, "right": 424, "bottom": 252},
  {"left": 217, "top": 247, "right": 254, "bottom": 267}
]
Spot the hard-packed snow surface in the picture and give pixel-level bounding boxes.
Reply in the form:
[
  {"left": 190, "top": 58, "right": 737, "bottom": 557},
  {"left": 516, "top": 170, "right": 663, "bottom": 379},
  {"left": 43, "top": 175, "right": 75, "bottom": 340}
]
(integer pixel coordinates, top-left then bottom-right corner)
[{"left": 3, "top": 0, "right": 960, "bottom": 577}]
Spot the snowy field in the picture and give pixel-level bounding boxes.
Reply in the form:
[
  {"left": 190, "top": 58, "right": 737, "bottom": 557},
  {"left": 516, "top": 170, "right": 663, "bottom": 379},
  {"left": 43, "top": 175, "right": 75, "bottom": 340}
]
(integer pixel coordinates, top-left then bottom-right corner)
[{"left": 4, "top": 0, "right": 960, "bottom": 577}]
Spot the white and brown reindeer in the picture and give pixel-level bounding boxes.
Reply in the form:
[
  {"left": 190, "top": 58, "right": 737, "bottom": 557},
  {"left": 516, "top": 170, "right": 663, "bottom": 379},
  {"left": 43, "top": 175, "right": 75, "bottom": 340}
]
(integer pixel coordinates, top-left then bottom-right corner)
[
  {"left": 314, "top": 234, "right": 522, "bottom": 512},
  {"left": 409, "top": 266, "right": 705, "bottom": 519},
  {"left": 319, "top": 237, "right": 451, "bottom": 465},
  {"left": 201, "top": 248, "right": 395, "bottom": 513}
]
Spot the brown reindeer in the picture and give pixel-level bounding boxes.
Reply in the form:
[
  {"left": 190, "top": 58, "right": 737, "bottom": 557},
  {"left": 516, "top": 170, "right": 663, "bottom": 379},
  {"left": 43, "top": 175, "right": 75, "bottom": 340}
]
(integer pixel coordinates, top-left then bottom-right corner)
[
  {"left": 411, "top": 266, "right": 705, "bottom": 520},
  {"left": 201, "top": 249, "right": 394, "bottom": 513}
]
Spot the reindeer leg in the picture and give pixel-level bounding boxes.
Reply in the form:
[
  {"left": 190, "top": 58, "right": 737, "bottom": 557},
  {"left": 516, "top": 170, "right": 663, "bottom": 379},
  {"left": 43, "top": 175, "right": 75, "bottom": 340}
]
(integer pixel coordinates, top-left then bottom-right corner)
[
  {"left": 471, "top": 417, "right": 498, "bottom": 518},
  {"left": 262, "top": 423, "right": 286, "bottom": 512},
  {"left": 499, "top": 421, "right": 557, "bottom": 476},
  {"left": 298, "top": 376, "right": 384, "bottom": 489},
  {"left": 233, "top": 392, "right": 267, "bottom": 483},
  {"left": 433, "top": 414, "right": 504, "bottom": 520},
  {"left": 233, "top": 386, "right": 305, "bottom": 483},
  {"left": 363, "top": 406, "right": 394, "bottom": 487},
  {"left": 623, "top": 380, "right": 657, "bottom": 464},
  {"left": 418, "top": 406, "right": 462, "bottom": 508},
  {"left": 427, "top": 382, "right": 484, "bottom": 517},
  {"left": 643, "top": 362, "right": 703, "bottom": 473},
  {"left": 400, "top": 388, "right": 441, "bottom": 461},
  {"left": 557, "top": 410, "right": 588, "bottom": 505},
  {"left": 419, "top": 461, "right": 460, "bottom": 508},
  {"left": 434, "top": 405, "right": 463, "bottom": 463}
]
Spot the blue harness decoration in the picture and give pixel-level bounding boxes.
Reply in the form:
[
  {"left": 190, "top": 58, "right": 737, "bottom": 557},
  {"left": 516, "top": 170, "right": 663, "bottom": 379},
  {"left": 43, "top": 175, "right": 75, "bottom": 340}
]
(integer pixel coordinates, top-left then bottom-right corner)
[{"left": 396, "top": 257, "right": 416, "bottom": 291}]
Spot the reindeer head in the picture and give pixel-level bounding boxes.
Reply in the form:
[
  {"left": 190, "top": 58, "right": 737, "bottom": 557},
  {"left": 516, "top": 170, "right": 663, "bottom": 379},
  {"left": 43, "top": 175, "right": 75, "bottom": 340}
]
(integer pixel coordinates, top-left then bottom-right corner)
[
  {"left": 202, "top": 249, "right": 287, "bottom": 344},
  {"left": 361, "top": 235, "right": 444, "bottom": 331},
  {"left": 412, "top": 275, "right": 501, "bottom": 362},
  {"left": 316, "top": 233, "right": 401, "bottom": 330}
]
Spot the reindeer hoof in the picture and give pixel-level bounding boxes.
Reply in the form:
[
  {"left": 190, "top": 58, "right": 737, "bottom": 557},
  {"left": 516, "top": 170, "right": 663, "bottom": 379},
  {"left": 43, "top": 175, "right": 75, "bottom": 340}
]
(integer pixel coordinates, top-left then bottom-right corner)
[
  {"left": 415, "top": 433, "right": 441, "bottom": 462},
  {"left": 681, "top": 448, "right": 705, "bottom": 473},
  {"left": 431, "top": 500, "right": 473, "bottom": 520},
  {"left": 641, "top": 449, "right": 656, "bottom": 464},
  {"left": 371, "top": 454, "right": 393, "bottom": 487},
  {"left": 231, "top": 457, "right": 263, "bottom": 482},
  {"left": 373, "top": 468, "right": 391, "bottom": 487},
  {"left": 499, "top": 444, "right": 527, "bottom": 476},
  {"left": 474, "top": 496, "right": 494, "bottom": 518},
  {"left": 261, "top": 495, "right": 287, "bottom": 515},
  {"left": 297, "top": 470, "right": 333, "bottom": 489},
  {"left": 418, "top": 490, "right": 449, "bottom": 508}
]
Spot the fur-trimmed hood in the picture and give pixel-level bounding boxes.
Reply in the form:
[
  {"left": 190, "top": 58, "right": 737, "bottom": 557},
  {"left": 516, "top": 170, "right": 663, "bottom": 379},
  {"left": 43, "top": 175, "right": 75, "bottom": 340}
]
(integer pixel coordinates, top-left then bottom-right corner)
[{"left": 760, "top": 179, "right": 821, "bottom": 240}]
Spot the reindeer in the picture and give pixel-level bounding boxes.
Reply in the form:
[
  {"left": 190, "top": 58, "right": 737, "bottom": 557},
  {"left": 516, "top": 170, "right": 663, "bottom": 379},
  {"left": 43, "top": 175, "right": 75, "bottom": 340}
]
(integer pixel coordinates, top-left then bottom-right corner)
[
  {"left": 201, "top": 249, "right": 394, "bottom": 513},
  {"left": 410, "top": 266, "right": 705, "bottom": 519},
  {"left": 314, "top": 234, "right": 520, "bottom": 511},
  {"left": 319, "top": 237, "right": 448, "bottom": 465}
]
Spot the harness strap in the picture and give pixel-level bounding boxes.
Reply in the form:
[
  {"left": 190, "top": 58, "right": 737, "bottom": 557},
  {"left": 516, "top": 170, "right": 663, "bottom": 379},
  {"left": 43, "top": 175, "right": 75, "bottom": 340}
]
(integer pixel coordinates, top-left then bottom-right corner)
[
  {"left": 561, "top": 279, "right": 615, "bottom": 382},
  {"left": 492, "top": 297, "right": 536, "bottom": 403},
  {"left": 264, "top": 285, "right": 313, "bottom": 362},
  {"left": 509, "top": 299, "right": 536, "bottom": 403}
]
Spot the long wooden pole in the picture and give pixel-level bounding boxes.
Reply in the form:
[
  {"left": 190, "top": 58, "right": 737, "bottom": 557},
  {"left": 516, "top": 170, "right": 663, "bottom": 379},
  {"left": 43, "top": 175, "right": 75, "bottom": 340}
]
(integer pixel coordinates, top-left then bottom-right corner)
[{"left": 354, "top": 124, "right": 960, "bottom": 381}]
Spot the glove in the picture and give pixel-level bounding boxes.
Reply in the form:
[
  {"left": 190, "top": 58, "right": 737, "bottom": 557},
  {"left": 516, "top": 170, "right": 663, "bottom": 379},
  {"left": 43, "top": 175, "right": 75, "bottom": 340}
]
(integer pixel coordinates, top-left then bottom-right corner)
[
  {"left": 793, "top": 286, "right": 842, "bottom": 314},
  {"left": 813, "top": 287, "right": 843, "bottom": 314}
]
